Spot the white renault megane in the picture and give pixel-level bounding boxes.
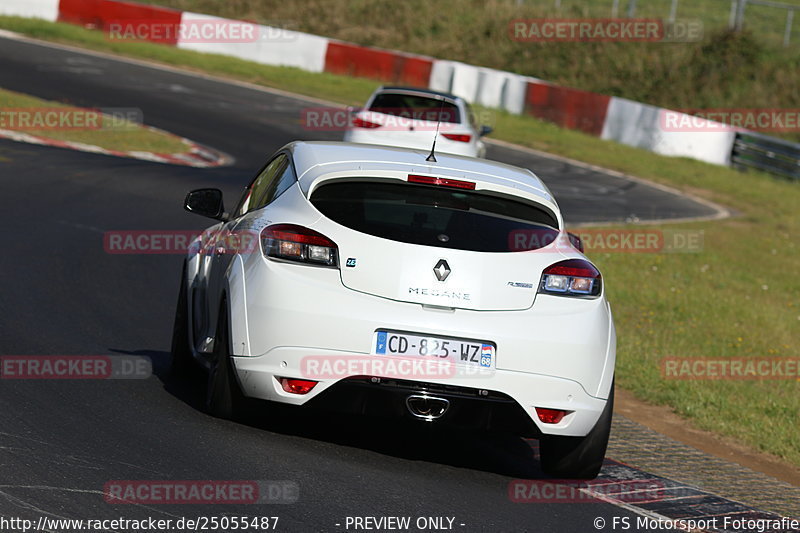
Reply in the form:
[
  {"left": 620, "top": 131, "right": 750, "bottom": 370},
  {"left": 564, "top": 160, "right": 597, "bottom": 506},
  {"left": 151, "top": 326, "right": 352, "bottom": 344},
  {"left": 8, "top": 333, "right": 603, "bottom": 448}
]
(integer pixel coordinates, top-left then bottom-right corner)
[{"left": 172, "top": 141, "right": 616, "bottom": 479}]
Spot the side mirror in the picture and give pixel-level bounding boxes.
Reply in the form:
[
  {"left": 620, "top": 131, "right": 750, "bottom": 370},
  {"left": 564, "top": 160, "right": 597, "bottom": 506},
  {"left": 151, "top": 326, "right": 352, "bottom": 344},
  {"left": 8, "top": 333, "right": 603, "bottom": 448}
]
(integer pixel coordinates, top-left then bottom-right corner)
[
  {"left": 479, "top": 125, "right": 493, "bottom": 137},
  {"left": 184, "top": 188, "right": 226, "bottom": 220},
  {"left": 567, "top": 232, "right": 584, "bottom": 253}
]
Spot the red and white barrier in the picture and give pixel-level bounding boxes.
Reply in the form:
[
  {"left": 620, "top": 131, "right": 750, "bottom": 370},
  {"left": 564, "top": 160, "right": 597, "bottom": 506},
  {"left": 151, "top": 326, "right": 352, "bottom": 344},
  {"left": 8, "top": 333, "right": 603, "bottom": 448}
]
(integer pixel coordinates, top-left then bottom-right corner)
[
  {"left": 601, "top": 97, "right": 735, "bottom": 166},
  {"left": 175, "top": 12, "right": 328, "bottom": 72},
  {"left": 524, "top": 80, "right": 611, "bottom": 136},
  {"left": 449, "top": 62, "right": 481, "bottom": 103},
  {"left": 430, "top": 61, "right": 530, "bottom": 115},
  {"left": 0, "top": 0, "right": 59, "bottom": 21},
  {"left": 58, "top": 0, "right": 182, "bottom": 44},
  {"left": 324, "top": 41, "right": 432, "bottom": 85},
  {"left": 475, "top": 68, "right": 529, "bottom": 115},
  {"left": 0, "top": 0, "right": 744, "bottom": 168}
]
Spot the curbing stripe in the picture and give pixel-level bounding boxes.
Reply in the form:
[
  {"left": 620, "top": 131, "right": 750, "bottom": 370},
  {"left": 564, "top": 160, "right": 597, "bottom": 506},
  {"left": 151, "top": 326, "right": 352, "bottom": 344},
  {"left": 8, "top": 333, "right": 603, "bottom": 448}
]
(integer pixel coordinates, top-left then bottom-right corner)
[
  {"left": 524, "top": 440, "right": 798, "bottom": 532},
  {"left": 0, "top": 127, "right": 231, "bottom": 168}
]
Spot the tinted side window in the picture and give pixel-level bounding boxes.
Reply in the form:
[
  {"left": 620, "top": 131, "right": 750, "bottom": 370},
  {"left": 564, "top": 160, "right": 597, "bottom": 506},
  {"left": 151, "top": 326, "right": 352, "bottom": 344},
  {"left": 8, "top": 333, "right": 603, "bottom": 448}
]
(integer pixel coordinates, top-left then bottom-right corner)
[
  {"left": 260, "top": 161, "right": 297, "bottom": 207},
  {"left": 250, "top": 156, "right": 288, "bottom": 211},
  {"left": 237, "top": 155, "right": 287, "bottom": 215},
  {"left": 311, "top": 181, "right": 559, "bottom": 252},
  {"left": 465, "top": 102, "right": 478, "bottom": 129}
]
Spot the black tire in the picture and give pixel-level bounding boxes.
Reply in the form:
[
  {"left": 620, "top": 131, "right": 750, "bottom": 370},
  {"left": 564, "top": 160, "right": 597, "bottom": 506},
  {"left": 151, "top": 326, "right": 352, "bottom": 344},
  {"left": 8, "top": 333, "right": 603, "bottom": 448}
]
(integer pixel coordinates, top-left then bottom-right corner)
[
  {"left": 539, "top": 381, "right": 614, "bottom": 479},
  {"left": 205, "top": 303, "right": 245, "bottom": 419},
  {"left": 169, "top": 264, "right": 193, "bottom": 379}
]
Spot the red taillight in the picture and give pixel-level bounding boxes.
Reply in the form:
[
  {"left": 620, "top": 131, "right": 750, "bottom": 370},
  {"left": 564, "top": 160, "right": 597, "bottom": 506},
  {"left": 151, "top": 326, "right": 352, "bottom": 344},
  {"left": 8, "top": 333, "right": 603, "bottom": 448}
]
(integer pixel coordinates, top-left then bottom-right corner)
[
  {"left": 407, "top": 174, "right": 476, "bottom": 190},
  {"left": 280, "top": 378, "right": 317, "bottom": 395},
  {"left": 539, "top": 259, "right": 602, "bottom": 297},
  {"left": 535, "top": 407, "right": 571, "bottom": 424},
  {"left": 260, "top": 224, "right": 338, "bottom": 267},
  {"left": 352, "top": 117, "right": 381, "bottom": 128},
  {"left": 441, "top": 133, "right": 472, "bottom": 143}
]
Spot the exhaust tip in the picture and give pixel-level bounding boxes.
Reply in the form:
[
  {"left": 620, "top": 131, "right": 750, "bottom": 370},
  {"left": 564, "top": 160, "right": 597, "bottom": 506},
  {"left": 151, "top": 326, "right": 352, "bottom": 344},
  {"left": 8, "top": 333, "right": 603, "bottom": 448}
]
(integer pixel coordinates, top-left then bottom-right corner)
[{"left": 406, "top": 394, "right": 450, "bottom": 421}]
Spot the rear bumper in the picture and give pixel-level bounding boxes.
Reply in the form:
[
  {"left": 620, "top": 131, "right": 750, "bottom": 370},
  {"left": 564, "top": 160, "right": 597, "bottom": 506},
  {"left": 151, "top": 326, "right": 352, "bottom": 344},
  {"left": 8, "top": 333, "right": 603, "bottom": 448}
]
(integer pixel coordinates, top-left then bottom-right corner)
[
  {"left": 229, "top": 258, "right": 615, "bottom": 437},
  {"left": 304, "top": 377, "right": 542, "bottom": 436},
  {"left": 233, "top": 348, "right": 608, "bottom": 437}
]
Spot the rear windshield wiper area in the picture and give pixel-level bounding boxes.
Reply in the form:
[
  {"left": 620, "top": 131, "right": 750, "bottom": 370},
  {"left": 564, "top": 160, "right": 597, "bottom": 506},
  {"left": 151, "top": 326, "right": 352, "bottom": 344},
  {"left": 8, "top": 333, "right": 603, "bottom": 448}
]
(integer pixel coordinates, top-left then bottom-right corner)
[{"left": 311, "top": 180, "right": 560, "bottom": 253}]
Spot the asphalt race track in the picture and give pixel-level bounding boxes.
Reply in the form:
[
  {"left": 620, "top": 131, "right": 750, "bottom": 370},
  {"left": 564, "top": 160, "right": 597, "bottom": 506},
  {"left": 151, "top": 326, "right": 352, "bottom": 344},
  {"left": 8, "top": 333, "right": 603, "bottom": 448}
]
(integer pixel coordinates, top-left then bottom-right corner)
[
  {"left": 0, "top": 35, "right": 721, "bottom": 226},
  {"left": 0, "top": 34, "right": 790, "bottom": 533}
]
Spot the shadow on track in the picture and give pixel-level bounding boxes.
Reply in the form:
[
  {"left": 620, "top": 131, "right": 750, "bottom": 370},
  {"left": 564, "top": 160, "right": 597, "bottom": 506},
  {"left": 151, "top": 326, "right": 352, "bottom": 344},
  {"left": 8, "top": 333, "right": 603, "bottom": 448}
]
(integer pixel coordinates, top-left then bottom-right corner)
[{"left": 144, "top": 349, "right": 546, "bottom": 480}]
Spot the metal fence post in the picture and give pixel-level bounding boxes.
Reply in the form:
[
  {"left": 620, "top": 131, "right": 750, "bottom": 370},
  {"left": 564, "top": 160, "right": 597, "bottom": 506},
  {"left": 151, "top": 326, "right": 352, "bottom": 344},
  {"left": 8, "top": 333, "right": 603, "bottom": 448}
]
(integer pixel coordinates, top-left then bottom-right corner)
[
  {"left": 669, "top": 0, "right": 679, "bottom": 23},
  {"left": 729, "top": 0, "right": 739, "bottom": 29},
  {"left": 784, "top": 9, "right": 794, "bottom": 46},
  {"left": 627, "top": 0, "right": 637, "bottom": 18},
  {"left": 736, "top": 0, "right": 747, "bottom": 31}
]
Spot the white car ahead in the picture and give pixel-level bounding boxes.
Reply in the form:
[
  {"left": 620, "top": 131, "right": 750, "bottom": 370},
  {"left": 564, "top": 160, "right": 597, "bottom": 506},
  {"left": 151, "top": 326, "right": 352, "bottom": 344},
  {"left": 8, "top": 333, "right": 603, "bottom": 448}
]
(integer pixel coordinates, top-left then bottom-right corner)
[
  {"left": 343, "top": 86, "right": 492, "bottom": 158},
  {"left": 172, "top": 141, "right": 616, "bottom": 479}
]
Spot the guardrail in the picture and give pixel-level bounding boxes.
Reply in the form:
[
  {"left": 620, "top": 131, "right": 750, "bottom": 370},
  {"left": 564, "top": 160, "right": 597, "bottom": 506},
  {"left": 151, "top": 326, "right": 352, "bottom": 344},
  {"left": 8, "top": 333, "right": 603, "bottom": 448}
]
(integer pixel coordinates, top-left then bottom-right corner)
[{"left": 731, "top": 131, "right": 800, "bottom": 180}]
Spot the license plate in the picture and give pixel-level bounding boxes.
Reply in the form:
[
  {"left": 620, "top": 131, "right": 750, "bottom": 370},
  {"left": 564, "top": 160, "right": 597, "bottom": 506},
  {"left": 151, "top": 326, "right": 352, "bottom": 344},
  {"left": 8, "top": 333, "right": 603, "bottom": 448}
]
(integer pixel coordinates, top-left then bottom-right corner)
[{"left": 373, "top": 330, "right": 495, "bottom": 369}]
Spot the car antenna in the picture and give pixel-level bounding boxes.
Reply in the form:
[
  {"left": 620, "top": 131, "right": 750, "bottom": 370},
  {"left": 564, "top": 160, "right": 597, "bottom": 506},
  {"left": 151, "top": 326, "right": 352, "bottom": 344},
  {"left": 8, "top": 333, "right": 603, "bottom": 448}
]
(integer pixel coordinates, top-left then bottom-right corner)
[{"left": 426, "top": 97, "right": 446, "bottom": 163}]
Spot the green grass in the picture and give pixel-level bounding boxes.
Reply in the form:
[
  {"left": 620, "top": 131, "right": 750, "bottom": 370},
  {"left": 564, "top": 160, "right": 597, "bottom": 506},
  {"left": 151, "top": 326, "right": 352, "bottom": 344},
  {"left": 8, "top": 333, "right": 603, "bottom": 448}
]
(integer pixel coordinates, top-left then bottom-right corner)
[
  {"left": 1, "top": 16, "right": 797, "bottom": 466},
  {"left": 493, "top": 109, "right": 799, "bottom": 467},
  {"left": 142, "top": 0, "right": 800, "bottom": 49},
  {"left": 538, "top": 0, "right": 800, "bottom": 48},
  {"left": 0, "top": 86, "right": 187, "bottom": 153},
  {"left": 135, "top": 0, "right": 800, "bottom": 133}
]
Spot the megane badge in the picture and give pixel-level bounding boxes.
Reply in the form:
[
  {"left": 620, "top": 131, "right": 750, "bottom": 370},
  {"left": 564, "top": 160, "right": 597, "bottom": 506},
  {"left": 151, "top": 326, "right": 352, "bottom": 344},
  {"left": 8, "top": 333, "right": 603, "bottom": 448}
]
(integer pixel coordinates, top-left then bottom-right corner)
[{"left": 433, "top": 259, "right": 451, "bottom": 282}]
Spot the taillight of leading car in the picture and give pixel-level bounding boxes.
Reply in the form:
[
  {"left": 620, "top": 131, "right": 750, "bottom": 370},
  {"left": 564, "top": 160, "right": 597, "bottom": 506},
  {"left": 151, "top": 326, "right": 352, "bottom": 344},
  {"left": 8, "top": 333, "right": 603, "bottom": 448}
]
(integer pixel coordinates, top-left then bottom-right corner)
[{"left": 441, "top": 133, "right": 472, "bottom": 143}]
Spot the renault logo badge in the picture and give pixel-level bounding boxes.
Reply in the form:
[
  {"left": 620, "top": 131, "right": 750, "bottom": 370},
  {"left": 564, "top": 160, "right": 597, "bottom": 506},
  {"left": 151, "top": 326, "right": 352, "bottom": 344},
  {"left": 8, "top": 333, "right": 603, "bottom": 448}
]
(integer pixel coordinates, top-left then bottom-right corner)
[{"left": 433, "top": 259, "right": 451, "bottom": 282}]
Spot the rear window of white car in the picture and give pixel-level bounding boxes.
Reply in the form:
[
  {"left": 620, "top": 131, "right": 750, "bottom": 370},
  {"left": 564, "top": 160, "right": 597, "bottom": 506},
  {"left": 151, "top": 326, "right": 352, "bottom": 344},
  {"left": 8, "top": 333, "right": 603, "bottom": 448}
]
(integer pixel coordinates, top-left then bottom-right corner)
[
  {"left": 310, "top": 181, "right": 559, "bottom": 252},
  {"left": 368, "top": 93, "right": 460, "bottom": 124}
]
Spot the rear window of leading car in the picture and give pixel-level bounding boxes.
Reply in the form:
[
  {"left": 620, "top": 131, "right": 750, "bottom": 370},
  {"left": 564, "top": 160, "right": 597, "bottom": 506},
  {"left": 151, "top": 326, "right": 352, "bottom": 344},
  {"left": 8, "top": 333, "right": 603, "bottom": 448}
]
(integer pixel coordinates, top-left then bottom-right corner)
[
  {"left": 310, "top": 181, "right": 559, "bottom": 252},
  {"left": 368, "top": 93, "right": 460, "bottom": 124}
]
